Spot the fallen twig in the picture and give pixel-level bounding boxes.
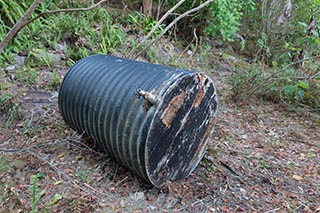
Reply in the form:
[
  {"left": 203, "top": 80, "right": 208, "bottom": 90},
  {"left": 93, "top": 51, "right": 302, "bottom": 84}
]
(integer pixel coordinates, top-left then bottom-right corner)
[
  {"left": 264, "top": 208, "right": 280, "bottom": 213},
  {"left": 26, "top": 149, "right": 108, "bottom": 199},
  {"left": 219, "top": 160, "right": 240, "bottom": 177},
  {"left": 114, "top": 176, "right": 129, "bottom": 187},
  {"left": 66, "top": 132, "right": 106, "bottom": 156},
  {"left": 0, "top": 136, "right": 72, "bottom": 153}
]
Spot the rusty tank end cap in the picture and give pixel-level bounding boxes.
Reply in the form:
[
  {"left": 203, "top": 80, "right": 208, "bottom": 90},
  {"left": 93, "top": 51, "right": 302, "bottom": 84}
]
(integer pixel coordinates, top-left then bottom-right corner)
[{"left": 144, "top": 73, "right": 218, "bottom": 187}]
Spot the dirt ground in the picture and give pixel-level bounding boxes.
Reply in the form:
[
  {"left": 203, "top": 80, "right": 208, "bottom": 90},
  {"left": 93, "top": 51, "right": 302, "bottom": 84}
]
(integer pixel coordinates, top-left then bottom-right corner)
[{"left": 0, "top": 52, "right": 319, "bottom": 212}]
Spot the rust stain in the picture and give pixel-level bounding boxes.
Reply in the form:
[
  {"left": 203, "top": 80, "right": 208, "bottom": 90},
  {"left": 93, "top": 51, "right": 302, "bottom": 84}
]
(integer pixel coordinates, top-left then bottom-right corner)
[
  {"left": 192, "top": 86, "right": 205, "bottom": 108},
  {"left": 161, "top": 92, "right": 187, "bottom": 128}
]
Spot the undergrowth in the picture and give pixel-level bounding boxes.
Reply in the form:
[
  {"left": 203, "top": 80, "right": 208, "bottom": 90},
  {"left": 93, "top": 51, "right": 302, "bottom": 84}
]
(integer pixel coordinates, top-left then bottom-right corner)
[
  {"left": 229, "top": 63, "right": 320, "bottom": 110},
  {"left": 0, "top": 0, "right": 126, "bottom": 65},
  {"left": 0, "top": 75, "right": 23, "bottom": 127},
  {"left": 0, "top": 0, "right": 319, "bottom": 111}
]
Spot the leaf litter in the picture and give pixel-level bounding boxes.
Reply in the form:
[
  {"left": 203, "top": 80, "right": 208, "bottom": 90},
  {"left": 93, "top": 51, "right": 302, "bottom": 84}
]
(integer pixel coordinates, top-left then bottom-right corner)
[{"left": 0, "top": 51, "right": 319, "bottom": 212}]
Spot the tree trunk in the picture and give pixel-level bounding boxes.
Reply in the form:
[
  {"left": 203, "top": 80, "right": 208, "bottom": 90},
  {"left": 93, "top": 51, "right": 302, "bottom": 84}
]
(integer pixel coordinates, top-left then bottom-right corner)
[{"left": 143, "top": 0, "right": 153, "bottom": 18}]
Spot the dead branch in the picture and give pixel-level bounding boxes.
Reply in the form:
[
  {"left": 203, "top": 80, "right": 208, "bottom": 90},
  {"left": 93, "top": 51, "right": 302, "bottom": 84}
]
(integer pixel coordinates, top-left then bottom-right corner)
[
  {"left": 219, "top": 160, "right": 240, "bottom": 177},
  {"left": 0, "top": 0, "right": 42, "bottom": 53},
  {"left": 190, "top": 28, "right": 199, "bottom": 57},
  {"left": 0, "top": 0, "right": 108, "bottom": 53},
  {"left": 0, "top": 136, "right": 73, "bottom": 153},
  {"left": 277, "top": 54, "right": 320, "bottom": 73},
  {"left": 22, "top": 0, "right": 108, "bottom": 30},
  {"left": 175, "top": 28, "right": 197, "bottom": 64},
  {"left": 127, "top": 0, "right": 187, "bottom": 58},
  {"left": 130, "top": 0, "right": 214, "bottom": 59}
]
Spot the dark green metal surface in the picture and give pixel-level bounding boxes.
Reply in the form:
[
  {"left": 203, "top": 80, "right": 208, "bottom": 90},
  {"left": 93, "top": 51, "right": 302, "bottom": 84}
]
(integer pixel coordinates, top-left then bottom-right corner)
[{"left": 58, "top": 54, "right": 218, "bottom": 187}]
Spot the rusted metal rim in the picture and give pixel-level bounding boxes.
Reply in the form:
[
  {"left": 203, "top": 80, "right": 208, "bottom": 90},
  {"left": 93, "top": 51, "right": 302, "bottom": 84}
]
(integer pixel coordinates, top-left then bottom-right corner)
[{"left": 145, "top": 73, "right": 217, "bottom": 187}]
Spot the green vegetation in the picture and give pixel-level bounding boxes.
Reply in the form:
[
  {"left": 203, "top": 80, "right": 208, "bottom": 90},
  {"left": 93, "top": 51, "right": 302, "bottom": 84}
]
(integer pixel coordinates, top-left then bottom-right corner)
[
  {"left": 165, "top": 0, "right": 255, "bottom": 41},
  {"left": 126, "top": 11, "right": 164, "bottom": 38},
  {"left": 0, "top": 0, "right": 125, "bottom": 64},
  {"left": 47, "top": 72, "right": 60, "bottom": 90},
  {"left": 0, "top": 1, "right": 319, "bottom": 211},
  {"left": 76, "top": 170, "right": 87, "bottom": 182},
  {"left": 228, "top": 0, "right": 320, "bottom": 110},
  {"left": 204, "top": 0, "right": 255, "bottom": 41},
  {"left": 29, "top": 173, "right": 46, "bottom": 213},
  {"left": 0, "top": 78, "right": 22, "bottom": 127},
  {"left": 0, "top": 0, "right": 319, "bottom": 111},
  {"left": 229, "top": 64, "right": 320, "bottom": 109},
  {"left": 16, "top": 67, "right": 38, "bottom": 84}
]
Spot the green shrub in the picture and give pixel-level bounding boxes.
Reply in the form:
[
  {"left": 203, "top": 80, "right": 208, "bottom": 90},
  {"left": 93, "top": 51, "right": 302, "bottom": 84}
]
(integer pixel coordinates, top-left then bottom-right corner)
[
  {"left": 165, "top": 0, "right": 255, "bottom": 41},
  {"left": 229, "top": 63, "right": 320, "bottom": 109},
  {"left": 126, "top": 11, "right": 164, "bottom": 38},
  {"left": 0, "top": 1, "right": 125, "bottom": 64},
  {"left": 204, "top": 0, "right": 255, "bottom": 41},
  {"left": 237, "top": 0, "right": 320, "bottom": 66},
  {"left": 15, "top": 67, "right": 38, "bottom": 84}
]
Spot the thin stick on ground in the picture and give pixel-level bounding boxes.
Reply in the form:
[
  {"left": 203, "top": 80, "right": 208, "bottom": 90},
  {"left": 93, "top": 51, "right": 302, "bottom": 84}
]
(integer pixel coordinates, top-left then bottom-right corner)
[
  {"left": 26, "top": 149, "right": 108, "bottom": 199},
  {"left": 0, "top": 135, "right": 75, "bottom": 153},
  {"left": 130, "top": 0, "right": 214, "bottom": 59},
  {"left": 0, "top": 0, "right": 108, "bottom": 53}
]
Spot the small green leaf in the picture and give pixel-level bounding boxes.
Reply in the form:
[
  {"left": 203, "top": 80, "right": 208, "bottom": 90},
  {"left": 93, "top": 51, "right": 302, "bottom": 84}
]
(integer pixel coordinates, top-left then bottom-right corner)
[
  {"left": 316, "top": 0, "right": 320, "bottom": 6},
  {"left": 315, "top": 38, "right": 320, "bottom": 45},
  {"left": 46, "top": 194, "right": 63, "bottom": 207},
  {"left": 284, "top": 85, "right": 297, "bottom": 97},
  {"left": 298, "top": 21, "right": 308, "bottom": 28},
  {"left": 37, "top": 172, "right": 45, "bottom": 178},
  {"left": 296, "top": 38, "right": 305, "bottom": 46},
  {"left": 296, "top": 81, "right": 309, "bottom": 89}
]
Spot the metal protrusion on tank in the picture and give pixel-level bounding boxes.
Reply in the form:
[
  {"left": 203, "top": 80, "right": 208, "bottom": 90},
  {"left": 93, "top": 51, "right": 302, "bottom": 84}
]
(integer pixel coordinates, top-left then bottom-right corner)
[{"left": 136, "top": 89, "right": 160, "bottom": 105}]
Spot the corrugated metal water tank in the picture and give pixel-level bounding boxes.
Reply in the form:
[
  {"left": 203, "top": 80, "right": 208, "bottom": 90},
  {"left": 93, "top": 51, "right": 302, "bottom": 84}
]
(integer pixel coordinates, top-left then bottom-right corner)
[{"left": 58, "top": 54, "right": 218, "bottom": 187}]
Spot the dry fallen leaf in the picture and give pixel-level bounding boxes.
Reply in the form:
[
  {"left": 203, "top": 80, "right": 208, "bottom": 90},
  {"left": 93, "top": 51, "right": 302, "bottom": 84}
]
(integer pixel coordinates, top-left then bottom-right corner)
[
  {"left": 292, "top": 174, "right": 303, "bottom": 181},
  {"left": 53, "top": 180, "right": 62, "bottom": 186},
  {"left": 221, "top": 205, "right": 228, "bottom": 212}
]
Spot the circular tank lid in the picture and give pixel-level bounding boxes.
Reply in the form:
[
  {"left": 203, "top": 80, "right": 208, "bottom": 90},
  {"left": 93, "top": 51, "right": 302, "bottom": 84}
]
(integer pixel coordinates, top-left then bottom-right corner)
[{"left": 145, "top": 73, "right": 217, "bottom": 187}]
